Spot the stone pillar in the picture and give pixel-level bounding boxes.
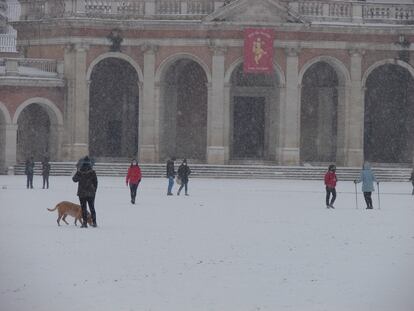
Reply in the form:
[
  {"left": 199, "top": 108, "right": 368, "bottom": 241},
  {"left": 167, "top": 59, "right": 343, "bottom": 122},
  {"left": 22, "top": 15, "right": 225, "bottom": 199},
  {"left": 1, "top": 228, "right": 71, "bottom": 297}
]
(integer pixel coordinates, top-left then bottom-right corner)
[
  {"left": 336, "top": 86, "right": 347, "bottom": 165},
  {"left": 207, "top": 45, "right": 226, "bottom": 164},
  {"left": 145, "top": 0, "right": 156, "bottom": 15},
  {"left": 4, "top": 124, "right": 17, "bottom": 169},
  {"left": 352, "top": 2, "right": 363, "bottom": 24},
  {"left": 280, "top": 47, "right": 300, "bottom": 165},
  {"left": 139, "top": 44, "right": 158, "bottom": 163},
  {"left": 223, "top": 83, "right": 231, "bottom": 162},
  {"left": 346, "top": 49, "right": 365, "bottom": 167},
  {"left": 62, "top": 43, "right": 89, "bottom": 161}
]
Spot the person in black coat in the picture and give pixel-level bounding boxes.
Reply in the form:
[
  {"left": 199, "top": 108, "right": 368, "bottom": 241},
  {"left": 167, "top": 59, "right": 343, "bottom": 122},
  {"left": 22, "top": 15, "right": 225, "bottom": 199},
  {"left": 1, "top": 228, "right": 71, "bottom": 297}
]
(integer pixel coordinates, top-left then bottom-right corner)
[
  {"left": 41, "top": 157, "right": 51, "bottom": 189},
  {"left": 25, "top": 156, "right": 35, "bottom": 189},
  {"left": 72, "top": 156, "right": 98, "bottom": 228},
  {"left": 177, "top": 159, "right": 191, "bottom": 196},
  {"left": 166, "top": 157, "right": 176, "bottom": 196}
]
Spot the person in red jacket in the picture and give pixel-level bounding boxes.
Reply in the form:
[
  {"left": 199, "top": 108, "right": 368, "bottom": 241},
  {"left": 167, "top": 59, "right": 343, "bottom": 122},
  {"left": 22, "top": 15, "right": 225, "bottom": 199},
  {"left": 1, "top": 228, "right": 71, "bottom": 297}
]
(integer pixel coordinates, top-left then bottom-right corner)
[
  {"left": 324, "top": 164, "right": 337, "bottom": 209},
  {"left": 126, "top": 159, "right": 142, "bottom": 204}
]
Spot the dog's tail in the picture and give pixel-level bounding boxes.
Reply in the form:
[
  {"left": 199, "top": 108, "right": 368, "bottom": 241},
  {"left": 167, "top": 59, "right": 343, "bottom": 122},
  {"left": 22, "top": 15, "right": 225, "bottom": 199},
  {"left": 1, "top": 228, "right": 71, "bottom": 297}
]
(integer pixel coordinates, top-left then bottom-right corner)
[{"left": 47, "top": 204, "right": 59, "bottom": 212}]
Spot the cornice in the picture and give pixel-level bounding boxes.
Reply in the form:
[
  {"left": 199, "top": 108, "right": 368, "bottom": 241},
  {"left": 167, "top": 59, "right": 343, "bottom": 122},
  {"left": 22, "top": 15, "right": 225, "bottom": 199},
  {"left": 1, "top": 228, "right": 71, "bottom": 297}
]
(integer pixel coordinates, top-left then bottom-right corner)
[
  {"left": 0, "top": 77, "right": 65, "bottom": 87},
  {"left": 12, "top": 18, "right": 414, "bottom": 36},
  {"left": 16, "top": 36, "right": 414, "bottom": 53}
]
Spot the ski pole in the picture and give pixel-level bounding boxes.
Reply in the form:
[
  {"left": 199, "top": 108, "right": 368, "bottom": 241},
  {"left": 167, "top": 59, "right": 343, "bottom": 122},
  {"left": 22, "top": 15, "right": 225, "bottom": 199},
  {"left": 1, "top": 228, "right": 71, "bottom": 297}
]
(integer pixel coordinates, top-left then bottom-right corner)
[
  {"left": 377, "top": 182, "right": 381, "bottom": 210},
  {"left": 354, "top": 181, "right": 358, "bottom": 209}
]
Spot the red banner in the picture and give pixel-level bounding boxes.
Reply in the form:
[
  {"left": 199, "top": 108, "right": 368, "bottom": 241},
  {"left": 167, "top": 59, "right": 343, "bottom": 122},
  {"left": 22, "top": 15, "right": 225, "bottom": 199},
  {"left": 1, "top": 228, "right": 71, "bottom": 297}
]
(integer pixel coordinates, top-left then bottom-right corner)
[{"left": 244, "top": 28, "right": 274, "bottom": 74}]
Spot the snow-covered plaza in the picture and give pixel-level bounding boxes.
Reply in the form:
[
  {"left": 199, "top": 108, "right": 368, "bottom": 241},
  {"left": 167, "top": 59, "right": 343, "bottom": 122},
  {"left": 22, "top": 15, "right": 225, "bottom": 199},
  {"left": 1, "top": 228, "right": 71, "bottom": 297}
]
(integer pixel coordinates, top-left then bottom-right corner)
[{"left": 1, "top": 175, "right": 413, "bottom": 311}]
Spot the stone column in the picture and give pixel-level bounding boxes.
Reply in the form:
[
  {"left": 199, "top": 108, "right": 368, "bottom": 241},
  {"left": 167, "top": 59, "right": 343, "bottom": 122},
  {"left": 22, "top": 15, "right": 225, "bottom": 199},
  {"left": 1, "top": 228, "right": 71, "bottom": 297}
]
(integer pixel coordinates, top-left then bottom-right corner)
[
  {"left": 4, "top": 124, "right": 17, "bottom": 170},
  {"left": 139, "top": 44, "right": 158, "bottom": 163},
  {"left": 207, "top": 45, "right": 227, "bottom": 164},
  {"left": 145, "top": 0, "right": 156, "bottom": 15},
  {"left": 62, "top": 43, "right": 89, "bottom": 160},
  {"left": 223, "top": 83, "right": 231, "bottom": 163},
  {"left": 280, "top": 47, "right": 301, "bottom": 165},
  {"left": 346, "top": 49, "right": 365, "bottom": 166}
]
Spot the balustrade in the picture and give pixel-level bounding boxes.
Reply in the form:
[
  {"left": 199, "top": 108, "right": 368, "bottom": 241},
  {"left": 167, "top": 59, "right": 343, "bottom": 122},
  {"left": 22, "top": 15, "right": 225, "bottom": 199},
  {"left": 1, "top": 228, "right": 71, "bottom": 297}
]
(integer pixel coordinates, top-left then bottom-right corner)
[
  {"left": 298, "top": 1, "right": 323, "bottom": 17},
  {"left": 0, "top": 34, "right": 16, "bottom": 52},
  {"left": 15, "top": 0, "right": 414, "bottom": 24},
  {"left": 364, "top": 3, "right": 414, "bottom": 23},
  {"left": 329, "top": 2, "right": 351, "bottom": 19},
  {"left": 0, "top": 58, "right": 63, "bottom": 77}
]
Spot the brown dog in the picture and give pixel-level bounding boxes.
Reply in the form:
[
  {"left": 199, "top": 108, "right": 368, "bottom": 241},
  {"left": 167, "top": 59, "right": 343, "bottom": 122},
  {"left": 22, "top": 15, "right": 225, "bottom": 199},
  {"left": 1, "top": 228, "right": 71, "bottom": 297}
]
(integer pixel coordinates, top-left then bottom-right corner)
[{"left": 47, "top": 201, "right": 92, "bottom": 226}]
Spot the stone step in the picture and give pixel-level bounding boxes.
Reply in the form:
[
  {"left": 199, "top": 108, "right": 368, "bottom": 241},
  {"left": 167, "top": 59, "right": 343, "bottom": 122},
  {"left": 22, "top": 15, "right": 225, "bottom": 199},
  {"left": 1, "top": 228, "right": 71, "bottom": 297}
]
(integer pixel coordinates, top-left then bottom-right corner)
[{"left": 11, "top": 162, "right": 412, "bottom": 182}]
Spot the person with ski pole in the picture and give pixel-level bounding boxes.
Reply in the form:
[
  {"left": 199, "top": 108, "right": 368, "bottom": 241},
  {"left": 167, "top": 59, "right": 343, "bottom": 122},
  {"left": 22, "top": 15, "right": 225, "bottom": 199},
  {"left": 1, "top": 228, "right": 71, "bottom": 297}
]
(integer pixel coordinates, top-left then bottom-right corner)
[{"left": 354, "top": 162, "right": 378, "bottom": 210}]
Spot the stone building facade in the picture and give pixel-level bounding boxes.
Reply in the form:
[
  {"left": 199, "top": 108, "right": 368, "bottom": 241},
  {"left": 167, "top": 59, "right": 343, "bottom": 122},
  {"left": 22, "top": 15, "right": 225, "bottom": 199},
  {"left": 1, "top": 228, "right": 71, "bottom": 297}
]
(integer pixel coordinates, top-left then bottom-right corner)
[{"left": 0, "top": 0, "right": 413, "bottom": 171}]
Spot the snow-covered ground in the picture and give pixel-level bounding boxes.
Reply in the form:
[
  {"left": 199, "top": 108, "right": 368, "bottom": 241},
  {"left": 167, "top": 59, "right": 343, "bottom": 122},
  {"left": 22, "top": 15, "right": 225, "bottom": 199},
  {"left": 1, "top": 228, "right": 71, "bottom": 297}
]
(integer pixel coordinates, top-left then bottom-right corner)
[{"left": 0, "top": 175, "right": 413, "bottom": 311}]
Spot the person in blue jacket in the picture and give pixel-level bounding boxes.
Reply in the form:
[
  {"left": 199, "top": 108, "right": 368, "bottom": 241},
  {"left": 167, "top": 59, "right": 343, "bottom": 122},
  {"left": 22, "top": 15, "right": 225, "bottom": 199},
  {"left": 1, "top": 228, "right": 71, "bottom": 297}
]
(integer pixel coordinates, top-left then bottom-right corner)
[{"left": 354, "top": 162, "right": 378, "bottom": 209}]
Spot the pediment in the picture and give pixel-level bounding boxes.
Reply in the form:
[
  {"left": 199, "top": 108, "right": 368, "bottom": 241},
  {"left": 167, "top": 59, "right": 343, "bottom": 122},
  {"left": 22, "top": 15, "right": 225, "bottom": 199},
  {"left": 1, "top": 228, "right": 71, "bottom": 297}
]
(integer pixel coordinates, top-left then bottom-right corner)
[{"left": 205, "top": 0, "right": 305, "bottom": 25}]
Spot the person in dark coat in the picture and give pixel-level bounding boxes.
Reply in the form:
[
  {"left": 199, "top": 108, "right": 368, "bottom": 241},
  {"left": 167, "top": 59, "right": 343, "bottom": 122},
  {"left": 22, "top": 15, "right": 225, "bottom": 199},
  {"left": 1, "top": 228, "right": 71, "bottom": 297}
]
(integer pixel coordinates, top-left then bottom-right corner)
[
  {"left": 126, "top": 159, "right": 142, "bottom": 204},
  {"left": 72, "top": 156, "right": 98, "bottom": 227},
  {"left": 410, "top": 168, "right": 414, "bottom": 195},
  {"left": 25, "top": 156, "right": 35, "bottom": 189},
  {"left": 166, "top": 157, "right": 176, "bottom": 196},
  {"left": 41, "top": 157, "right": 51, "bottom": 189},
  {"left": 177, "top": 159, "right": 191, "bottom": 196},
  {"left": 324, "top": 164, "right": 337, "bottom": 209}
]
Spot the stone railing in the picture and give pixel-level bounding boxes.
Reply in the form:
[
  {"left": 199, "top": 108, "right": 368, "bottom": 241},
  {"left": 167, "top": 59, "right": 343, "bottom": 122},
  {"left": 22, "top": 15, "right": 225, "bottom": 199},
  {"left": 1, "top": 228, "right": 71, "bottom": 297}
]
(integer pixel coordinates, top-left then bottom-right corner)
[
  {"left": 6, "top": 1, "right": 21, "bottom": 22},
  {"left": 294, "top": 1, "right": 414, "bottom": 24},
  {"left": 363, "top": 3, "right": 414, "bottom": 24},
  {"left": 20, "top": 0, "right": 224, "bottom": 20},
  {"left": 0, "top": 34, "right": 16, "bottom": 52},
  {"left": 16, "top": 0, "right": 414, "bottom": 24},
  {"left": 0, "top": 57, "right": 63, "bottom": 78}
]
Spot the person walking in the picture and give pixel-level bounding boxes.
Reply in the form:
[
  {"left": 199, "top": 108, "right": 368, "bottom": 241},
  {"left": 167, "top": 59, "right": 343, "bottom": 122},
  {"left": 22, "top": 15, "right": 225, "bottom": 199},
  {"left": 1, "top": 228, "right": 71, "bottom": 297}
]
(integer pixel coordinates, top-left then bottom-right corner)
[
  {"left": 126, "top": 159, "right": 142, "bottom": 204},
  {"left": 41, "top": 157, "right": 51, "bottom": 189},
  {"left": 409, "top": 168, "right": 414, "bottom": 195},
  {"left": 25, "top": 156, "right": 35, "bottom": 189},
  {"left": 177, "top": 159, "right": 191, "bottom": 196},
  {"left": 354, "top": 162, "right": 377, "bottom": 209},
  {"left": 324, "top": 164, "right": 337, "bottom": 209},
  {"left": 166, "top": 157, "right": 176, "bottom": 196},
  {"left": 72, "top": 156, "right": 98, "bottom": 228}
]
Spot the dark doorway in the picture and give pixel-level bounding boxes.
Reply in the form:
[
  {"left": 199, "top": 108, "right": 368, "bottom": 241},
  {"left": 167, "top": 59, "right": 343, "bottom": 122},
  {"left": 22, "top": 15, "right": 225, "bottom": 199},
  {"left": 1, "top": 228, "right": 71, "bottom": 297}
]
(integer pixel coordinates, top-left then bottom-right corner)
[
  {"left": 160, "top": 59, "right": 207, "bottom": 162},
  {"left": 364, "top": 64, "right": 414, "bottom": 163},
  {"left": 89, "top": 57, "right": 139, "bottom": 160},
  {"left": 17, "top": 103, "right": 50, "bottom": 162},
  {"left": 300, "top": 62, "right": 338, "bottom": 163},
  {"left": 233, "top": 96, "right": 265, "bottom": 159}
]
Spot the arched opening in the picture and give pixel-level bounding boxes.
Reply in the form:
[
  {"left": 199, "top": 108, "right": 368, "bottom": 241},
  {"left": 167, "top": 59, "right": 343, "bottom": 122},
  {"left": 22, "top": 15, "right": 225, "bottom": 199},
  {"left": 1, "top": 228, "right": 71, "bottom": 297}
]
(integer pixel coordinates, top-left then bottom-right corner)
[
  {"left": 229, "top": 63, "right": 277, "bottom": 161},
  {"left": 300, "top": 62, "right": 338, "bottom": 163},
  {"left": 17, "top": 103, "right": 50, "bottom": 162},
  {"left": 89, "top": 57, "right": 139, "bottom": 160},
  {"left": 159, "top": 59, "right": 208, "bottom": 162},
  {"left": 364, "top": 64, "right": 414, "bottom": 163}
]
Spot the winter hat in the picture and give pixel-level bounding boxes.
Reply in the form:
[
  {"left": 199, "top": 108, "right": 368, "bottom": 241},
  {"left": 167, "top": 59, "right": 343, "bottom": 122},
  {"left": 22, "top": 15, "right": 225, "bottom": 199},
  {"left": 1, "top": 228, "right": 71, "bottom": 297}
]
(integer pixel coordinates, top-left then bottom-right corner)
[
  {"left": 328, "top": 164, "right": 336, "bottom": 171},
  {"left": 81, "top": 156, "right": 92, "bottom": 169}
]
